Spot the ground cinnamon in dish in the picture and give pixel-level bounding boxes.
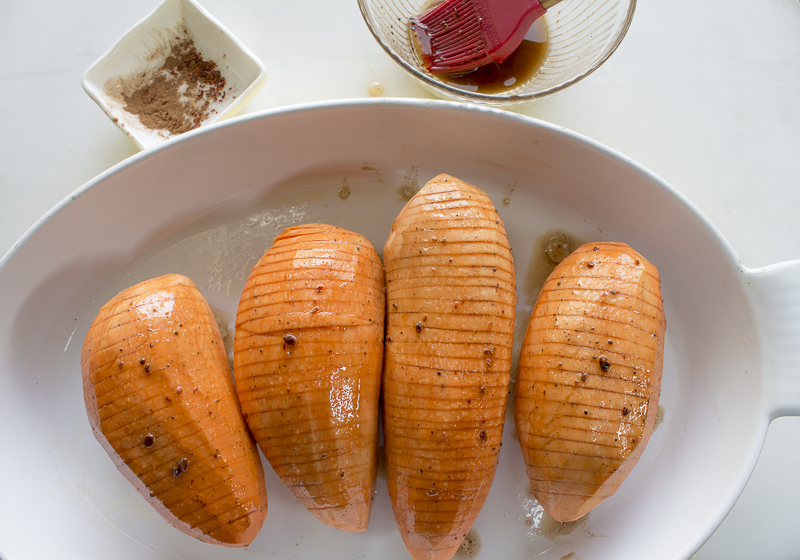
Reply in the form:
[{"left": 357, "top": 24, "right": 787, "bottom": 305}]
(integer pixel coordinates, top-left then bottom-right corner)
[{"left": 122, "top": 37, "right": 227, "bottom": 135}]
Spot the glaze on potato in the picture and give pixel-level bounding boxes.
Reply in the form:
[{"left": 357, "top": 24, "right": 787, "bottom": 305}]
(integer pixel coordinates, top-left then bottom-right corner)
[
  {"left": 81, "top": 273, "right": 267, "bottom": 546},
  {"left": 515, "top": 242, "right": 665, "bottom": 522}
]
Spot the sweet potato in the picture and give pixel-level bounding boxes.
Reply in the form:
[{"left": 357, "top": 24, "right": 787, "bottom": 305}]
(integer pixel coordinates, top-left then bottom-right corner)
[
  {"left": 515, "top": 242, "right": 665, "bottom": 522},
  {"left": 233, "top": 224, "right": 384, "bottom": 532},
  {"left": 81, "top": 273, "right": 267, "bottom": 546},
  {"left": 382, "top": 174, "right": 516, "bottom": 560}
]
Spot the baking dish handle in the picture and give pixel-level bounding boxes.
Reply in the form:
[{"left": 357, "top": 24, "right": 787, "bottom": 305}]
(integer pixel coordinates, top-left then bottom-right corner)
[{"left": 747, "top": 260, "right": 800, "bottom": 419}]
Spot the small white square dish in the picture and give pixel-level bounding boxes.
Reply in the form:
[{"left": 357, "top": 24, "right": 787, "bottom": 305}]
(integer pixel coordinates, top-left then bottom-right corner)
[{"left": 82, "top": 0, "right": 266, "bottom": 150}]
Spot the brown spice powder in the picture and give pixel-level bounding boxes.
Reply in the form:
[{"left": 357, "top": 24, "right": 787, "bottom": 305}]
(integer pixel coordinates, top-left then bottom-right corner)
[{"left": 122, "top": 38, "right": 227, "bottom": 135}]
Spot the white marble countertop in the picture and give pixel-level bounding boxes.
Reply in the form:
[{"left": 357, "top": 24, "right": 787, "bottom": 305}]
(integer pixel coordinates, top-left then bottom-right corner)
[{"left": 1, "top": 0, "right": 799, "bottom": 558}]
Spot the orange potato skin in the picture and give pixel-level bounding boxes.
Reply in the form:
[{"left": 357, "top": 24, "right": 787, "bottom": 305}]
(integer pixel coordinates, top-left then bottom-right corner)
[
  {"left": 234, "top": 224, "right": 384, "bottom": 532},
  {"left": 515, "top": 242, "right": 666, "bottom": 522},
  {"left": 383, "top": 174, "right": 516, "bottom": 560},
  {"left": 81, "top": 273, "right": 267, "bottom": 546}
]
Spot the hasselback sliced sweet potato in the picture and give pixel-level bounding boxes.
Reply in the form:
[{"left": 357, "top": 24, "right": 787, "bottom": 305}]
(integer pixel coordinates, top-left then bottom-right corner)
[
  {"left": 81, "top": 273, "right": 267, "bottom": 546},
  {"left": 234, "top": 224, "right": 384, "bottom": 532},
  {"left": 515, "top": 242, "right": 666, "bottom": 522},
  {"left": 383, "top": 174, "right": 516, "bottom": 560}
]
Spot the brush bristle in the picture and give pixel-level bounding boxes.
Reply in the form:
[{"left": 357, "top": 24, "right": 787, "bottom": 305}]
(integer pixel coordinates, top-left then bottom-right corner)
[{"left": 414, "top": 0, "right": 491, "bottom": 73}]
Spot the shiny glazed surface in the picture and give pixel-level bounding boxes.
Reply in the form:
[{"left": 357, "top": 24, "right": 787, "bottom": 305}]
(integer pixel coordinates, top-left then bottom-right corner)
[
  {"left": 382, "top": 174, "right": 517, "bottom": 560},
  {"left": 233, "top": 224, "right": 384, "bottom": 532},
  {"left": 81, "top": 273, "right": 267, "bottom": 546},
  {"left": 515, "top": 242, "right": 665, "bottom": 522}
]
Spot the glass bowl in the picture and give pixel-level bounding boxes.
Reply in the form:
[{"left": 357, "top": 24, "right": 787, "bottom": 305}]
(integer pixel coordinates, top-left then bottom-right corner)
[{"left": 358, "top": 0, "right": 636, "bottom": 106}]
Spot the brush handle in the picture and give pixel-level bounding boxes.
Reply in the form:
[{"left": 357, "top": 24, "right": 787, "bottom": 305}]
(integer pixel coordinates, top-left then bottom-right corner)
[
  {"left": 478, "top": 0, "right": 550, "bottom": 64},
  {"left": 540, "top": 0, "right": 563, "bottom": 9}
]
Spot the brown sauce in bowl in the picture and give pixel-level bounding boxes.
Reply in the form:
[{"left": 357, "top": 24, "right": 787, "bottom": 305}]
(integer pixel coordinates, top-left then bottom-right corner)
[{"left": 412, "top": 17, "right": 549, "bottom": 95}]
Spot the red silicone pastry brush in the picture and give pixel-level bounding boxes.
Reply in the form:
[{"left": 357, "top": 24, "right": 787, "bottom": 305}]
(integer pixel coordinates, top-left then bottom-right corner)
[{"left": 411, "top": 0, "right": 562, "bottom": 74}]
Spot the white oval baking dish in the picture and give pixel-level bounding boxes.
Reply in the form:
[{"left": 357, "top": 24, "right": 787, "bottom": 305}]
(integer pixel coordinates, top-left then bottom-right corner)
[{"left": 0, "top": 99, "right": 797, "bottom": 560}]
